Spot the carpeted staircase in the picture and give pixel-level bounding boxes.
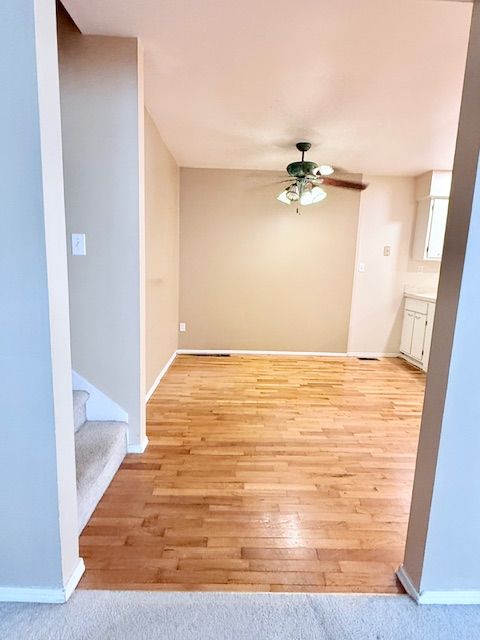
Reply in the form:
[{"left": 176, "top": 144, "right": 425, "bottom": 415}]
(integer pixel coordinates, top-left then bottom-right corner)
[{"left": 73, "top": 390, "right": 127, "bottom": 532}]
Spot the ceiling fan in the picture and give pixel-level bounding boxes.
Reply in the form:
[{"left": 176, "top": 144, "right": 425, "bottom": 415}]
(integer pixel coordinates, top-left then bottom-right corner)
[{"left": 277, "top": 142, "right": 368, "bottom": 208}]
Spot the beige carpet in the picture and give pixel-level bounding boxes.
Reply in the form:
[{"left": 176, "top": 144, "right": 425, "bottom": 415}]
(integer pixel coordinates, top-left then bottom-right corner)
[{"left": 0, "top": 591, "right": 479, "bottom": 639}]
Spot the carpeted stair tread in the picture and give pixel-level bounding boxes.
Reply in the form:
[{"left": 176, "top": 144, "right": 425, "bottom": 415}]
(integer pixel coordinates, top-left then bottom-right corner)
[
  {"left": 72, "top": 390, "right": 89, "bottom": 433},
  {"left": 75, "top": 420, "right": 127, "bottom": 532}
]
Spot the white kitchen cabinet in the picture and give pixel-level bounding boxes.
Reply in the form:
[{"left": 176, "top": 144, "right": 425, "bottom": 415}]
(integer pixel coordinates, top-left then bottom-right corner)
[
  {"left": 427, "top": 198, "right": 449, "bottom": 259},
  {"left": 400, "top": 310, "right": 415, "bottom": 355},
  {"left": 412, "top": 198, "right": 449, "bottom": 262},
  {"left": 410, "top": 313, "right": 427, "bottom": 361},
  {"left": 400, "top": 296, "right": 436, "bottom": 371}
]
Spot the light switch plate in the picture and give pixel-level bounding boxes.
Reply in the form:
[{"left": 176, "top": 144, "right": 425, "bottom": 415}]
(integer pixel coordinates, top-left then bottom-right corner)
[{"left": 71, "top": 233, "right": 86, "bottom": 256}]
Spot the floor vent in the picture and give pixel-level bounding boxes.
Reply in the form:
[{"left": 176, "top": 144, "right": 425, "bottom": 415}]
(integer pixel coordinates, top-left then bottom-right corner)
[{"left": 358, "top": 357, "right": 380, "bottom": 361}]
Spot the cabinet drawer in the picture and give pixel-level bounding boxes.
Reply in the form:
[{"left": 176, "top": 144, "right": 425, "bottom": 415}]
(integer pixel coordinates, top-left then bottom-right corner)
[{"left": 404, "top": 297, "right": 428, "bottom": 315}]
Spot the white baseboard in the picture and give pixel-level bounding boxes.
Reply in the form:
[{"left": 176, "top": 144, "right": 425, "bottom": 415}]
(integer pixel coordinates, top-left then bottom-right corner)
[
  {"left": 176, "top": 349, "right": 348, "bottom": 357},
  {"left": 64, "top": 558, "right": 85, "bottom": 601},
  {"left": 145, "top": 351, "right": 177, "bottom": 402},
  {"left": 177, "top": 349, "right": 403, "bottom": 358},
  {"left": 127, "top": 435, "right": 149, "bottom": 454},
  {"left": 397, "top": 565, "right": 480, "bottom": 604},
  {"left": 347, "top": 352, "right": 400, "bottom": 358},
  {"left": 0, "top": 558, "right": 85, "bottom": 603}
]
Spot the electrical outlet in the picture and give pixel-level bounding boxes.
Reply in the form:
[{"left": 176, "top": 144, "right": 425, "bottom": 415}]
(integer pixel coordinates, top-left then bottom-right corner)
[
  {"left": 358, "top": 262, "right": 366, "bottom": 272},
  {"left": 179, "top": 322, "right": 186, "bottom": 332},
  {"left": 383, "top": 245, "right": 391, "bottom": 256}
]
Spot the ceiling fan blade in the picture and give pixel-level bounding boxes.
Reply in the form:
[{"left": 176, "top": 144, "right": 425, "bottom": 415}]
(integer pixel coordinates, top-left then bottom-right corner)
[{"left": 319, "top": 177, "right": 368, "bottom": 191}]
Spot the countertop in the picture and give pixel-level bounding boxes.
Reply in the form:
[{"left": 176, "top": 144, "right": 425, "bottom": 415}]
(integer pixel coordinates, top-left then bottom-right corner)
[{"left": 404, "top": 290, "right": 437, "bottom": 303}]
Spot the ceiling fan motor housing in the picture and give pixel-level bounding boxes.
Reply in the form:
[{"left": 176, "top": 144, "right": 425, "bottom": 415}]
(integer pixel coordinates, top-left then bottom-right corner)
[{"left": 286, "top": 161, "right": 318, "bottom": 178}]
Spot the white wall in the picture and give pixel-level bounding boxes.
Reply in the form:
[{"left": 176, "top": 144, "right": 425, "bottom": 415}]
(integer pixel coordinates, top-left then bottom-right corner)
[
  {"left": 0, "top": 0, "right": 81, "bottom": 599},
  {"left": 348, "top": 176, "right": 416, "bottom": 355},
  {"left": 402, "top": 0, "right": 480, "bottom": 598},
  {"left": 57, "top": 6, "right": 146, "bottom": 449},
  {"left": 145, "top": 110, "right": 179, "bottom": 393}
]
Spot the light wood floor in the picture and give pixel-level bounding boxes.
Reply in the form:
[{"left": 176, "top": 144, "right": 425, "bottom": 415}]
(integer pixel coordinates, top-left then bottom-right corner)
[{"left": 79, "top": 355, "right": 425, "bottom": 592}]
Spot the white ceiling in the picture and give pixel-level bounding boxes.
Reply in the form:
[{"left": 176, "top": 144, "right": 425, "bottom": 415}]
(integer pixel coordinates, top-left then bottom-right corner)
[{"left": 63, "top": 0, "right": 471, "bottom": 176}]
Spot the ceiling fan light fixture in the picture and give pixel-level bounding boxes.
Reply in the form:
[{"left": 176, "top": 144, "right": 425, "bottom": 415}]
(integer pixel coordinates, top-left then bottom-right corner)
[
  {"left": 300, "top": 182, "right": 313, "bottom": 206},
  {"left": 286, "top": 184, "right": 299, "bottom": 201},
  {"left": 275, "top": 143, "right": 366, "bottom": 207},
  {"left": 277, "top": 189, "right": 291, "bottom": 205},
  {"left": 311, "top": 186, "right": 327, "bottom": 203},
  {"left": 300, "top": 193, "right": 314, "bottom": 206},
  {"left": 315, "top": 164, "right": 335, "bottom": 177}
]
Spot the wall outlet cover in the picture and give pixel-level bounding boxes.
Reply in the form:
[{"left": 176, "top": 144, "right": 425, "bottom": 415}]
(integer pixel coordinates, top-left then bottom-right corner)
[{"left": 179, "top": 322, "right": 186, "bottom": 332}]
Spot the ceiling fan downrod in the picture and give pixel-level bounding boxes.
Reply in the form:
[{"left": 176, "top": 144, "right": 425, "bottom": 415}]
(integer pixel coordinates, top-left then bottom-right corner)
[{"left": 296, "top": 141, "right": 311, "bottom": 163}]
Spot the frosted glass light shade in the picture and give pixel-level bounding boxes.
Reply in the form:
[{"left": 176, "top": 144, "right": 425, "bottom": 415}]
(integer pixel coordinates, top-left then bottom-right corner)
[
  {"left": 316, "top": 165, "right": 335, "bottom": 176},
  {"left": 286, "top": 184, "right": 299, "bottom": 201},
  {"left": 277, "top": 190, "right": 291, "bottom": 205},
  {"left": 300, "top": 182, "right": 313, "bottom": 205},
  {"left": 311, "top": 186, "right": 327, "bottom": 203},
  {"left": 300, "top": 191, "right": 313, "bottom": 205}
]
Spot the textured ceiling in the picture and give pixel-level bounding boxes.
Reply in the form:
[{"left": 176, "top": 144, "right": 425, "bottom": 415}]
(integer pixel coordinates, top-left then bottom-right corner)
[{"left": 62, "top": 0, "right": 472, "bottom": 175}]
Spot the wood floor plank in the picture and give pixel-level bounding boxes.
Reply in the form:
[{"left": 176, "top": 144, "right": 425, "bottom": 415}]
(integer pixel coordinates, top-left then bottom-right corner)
[{"left": 78, "top": 355, "right": 424, "bottom": 593}]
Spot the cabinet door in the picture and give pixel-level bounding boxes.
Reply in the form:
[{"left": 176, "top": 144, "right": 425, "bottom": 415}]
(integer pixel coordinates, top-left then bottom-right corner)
[
  {"left": 400, "top": 310, "right": 415, "bottom": 355},
  {"left": 411, "top": 314, "right": 427, "bottom": 361},
  {"left": 422, "top": 303, "right": 436, "bottom": 372},
  {"left": 426, "top": 199, "right": 448, "bottom": 260},
  {"left": 412, "top": 199, "right": 432, "bottom": 261}
]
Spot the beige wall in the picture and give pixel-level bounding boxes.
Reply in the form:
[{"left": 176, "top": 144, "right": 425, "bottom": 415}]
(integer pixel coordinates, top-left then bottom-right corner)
[
  {"left": 145, "top": 110, "right": 179, "bottom": 392},
  {"left": 179, "top": 168, "right": 361, "bottom": 352},
  {"left": 57, "top": 5, "right": 146, "bottom": 447},
  {"left": 348, "top": 176, "right": 417, "bottom": 355}
]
